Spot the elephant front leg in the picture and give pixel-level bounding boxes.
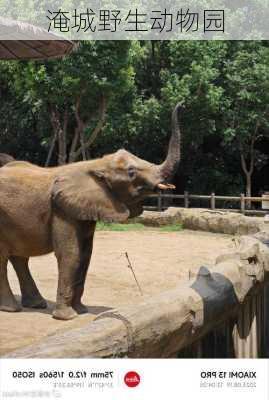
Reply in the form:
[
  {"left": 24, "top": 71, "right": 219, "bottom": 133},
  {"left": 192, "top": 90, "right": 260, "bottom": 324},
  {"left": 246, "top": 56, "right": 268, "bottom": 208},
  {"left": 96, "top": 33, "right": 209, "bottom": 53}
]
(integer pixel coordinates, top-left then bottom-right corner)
[
  {"left": 53, "top": 267, "right": 78, "bottom": 321},
  {"left": 10, "top": 256, "right": 47, "bottom": 309},
  {"left": 52, "top": 216, "right": 95, "bottom": 320},
  {"left": 0, "top": 255, "right": 22, "bottom": 312},
  {"left": 72, "top": 224, "right": 95, "bottom": 315}
]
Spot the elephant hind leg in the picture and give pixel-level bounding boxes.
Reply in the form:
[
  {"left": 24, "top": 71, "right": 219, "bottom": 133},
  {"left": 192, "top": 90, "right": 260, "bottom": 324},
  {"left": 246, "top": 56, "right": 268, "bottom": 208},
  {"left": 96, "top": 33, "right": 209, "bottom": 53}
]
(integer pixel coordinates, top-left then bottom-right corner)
[
  {"left": 0, "top": 255, "right": 22, "bottom": 312},
  {"left": 10, "top": 256, "right": 47, "bottom": 309}
]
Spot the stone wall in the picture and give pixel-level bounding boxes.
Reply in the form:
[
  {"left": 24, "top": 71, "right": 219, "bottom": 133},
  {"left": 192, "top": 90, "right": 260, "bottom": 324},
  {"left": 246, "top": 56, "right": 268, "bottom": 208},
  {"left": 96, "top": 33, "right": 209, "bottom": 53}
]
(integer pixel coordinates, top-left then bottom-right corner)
[{"left": 135, "top": 208, "right": 266, "bottom": 235}]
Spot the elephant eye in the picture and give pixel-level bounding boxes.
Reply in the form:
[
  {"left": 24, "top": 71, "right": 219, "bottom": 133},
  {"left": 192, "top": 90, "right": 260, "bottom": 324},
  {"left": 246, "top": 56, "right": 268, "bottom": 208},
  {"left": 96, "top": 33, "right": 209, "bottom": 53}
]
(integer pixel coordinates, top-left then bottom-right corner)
[{"left": 128, "top": 166, "right": 136, "bottom": 179}]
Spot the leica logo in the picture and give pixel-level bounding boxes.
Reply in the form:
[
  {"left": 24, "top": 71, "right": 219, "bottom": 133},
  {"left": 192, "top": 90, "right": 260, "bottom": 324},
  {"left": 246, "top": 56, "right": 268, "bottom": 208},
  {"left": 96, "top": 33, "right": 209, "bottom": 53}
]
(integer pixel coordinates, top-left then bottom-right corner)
[{"left": 124, "top": 371, "right": 141, "bottom": 387}]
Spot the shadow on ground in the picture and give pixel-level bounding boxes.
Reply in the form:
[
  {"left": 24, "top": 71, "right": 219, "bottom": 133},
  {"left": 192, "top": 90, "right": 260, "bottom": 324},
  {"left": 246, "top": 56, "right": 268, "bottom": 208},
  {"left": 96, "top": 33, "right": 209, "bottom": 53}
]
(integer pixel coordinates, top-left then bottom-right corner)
[{"left": 14, "top": 295, "right": 112, "bottom": 316}]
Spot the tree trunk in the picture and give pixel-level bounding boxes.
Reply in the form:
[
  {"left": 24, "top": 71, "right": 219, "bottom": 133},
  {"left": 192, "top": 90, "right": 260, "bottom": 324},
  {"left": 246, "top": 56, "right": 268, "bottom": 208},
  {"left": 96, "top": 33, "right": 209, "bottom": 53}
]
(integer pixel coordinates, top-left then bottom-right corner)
[
  {"left": 45, "top": 133, "right": 57, "bottom": 167},
  {"left": 48, "top": 94, "right": 106, "bottom": 165},
  {"left": 68, "top": 127, "right": 80, "bottom": 163},
  {"left": 71, "top": 94, "right": 107, "bottom": 162},
  {"left": 239, "top": 122, "right": 260, "bottom": 210},
  {"left": 240, "top": 153, "right": 253, "bottom": 209},
  {"left": 246, "top": 172, "right": 252, "bottom": 206},
  {"left": 49, "top": 107, "right": 68, "bottom": 166},
  {"left": 246, "top": 173, "right": 251, "bottom": 198}
]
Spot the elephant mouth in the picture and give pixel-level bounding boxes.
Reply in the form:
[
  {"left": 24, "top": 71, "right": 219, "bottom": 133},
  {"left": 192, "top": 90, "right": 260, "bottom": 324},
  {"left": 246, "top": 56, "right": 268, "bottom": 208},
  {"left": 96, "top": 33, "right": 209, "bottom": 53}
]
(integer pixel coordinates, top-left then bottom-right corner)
[{"left": 136, "top": 181, "right": 175, "bottom": 196}]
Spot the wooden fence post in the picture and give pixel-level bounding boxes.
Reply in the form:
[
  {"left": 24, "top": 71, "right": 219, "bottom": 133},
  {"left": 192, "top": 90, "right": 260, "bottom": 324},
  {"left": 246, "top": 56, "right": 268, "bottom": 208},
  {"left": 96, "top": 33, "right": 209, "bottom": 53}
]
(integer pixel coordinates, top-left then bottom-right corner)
[
  {"left": 211, "top": 192, "right": 215, "bottom": 210},
  {"left": 184, "top": 191, "right": 189, "bottom": 208},
  {"left": 232, "top": 296, "right": 261, "bottom": 358},
  {"left": 157, "top": 192, "right": 162, "bottom": 211},
  {"left": 241, "top": 194, "right": 245, "bottom": 214},
  {"left": 264, "top": 284, "right": 269, "bottom": 357}
]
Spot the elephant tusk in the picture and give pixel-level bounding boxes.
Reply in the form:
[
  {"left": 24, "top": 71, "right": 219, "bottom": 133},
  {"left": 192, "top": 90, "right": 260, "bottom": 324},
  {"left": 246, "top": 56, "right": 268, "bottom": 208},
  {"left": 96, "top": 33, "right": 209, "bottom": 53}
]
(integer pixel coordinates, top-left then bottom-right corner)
[{"left": 157, "top": 183, "right": 175, "bottom": 190}]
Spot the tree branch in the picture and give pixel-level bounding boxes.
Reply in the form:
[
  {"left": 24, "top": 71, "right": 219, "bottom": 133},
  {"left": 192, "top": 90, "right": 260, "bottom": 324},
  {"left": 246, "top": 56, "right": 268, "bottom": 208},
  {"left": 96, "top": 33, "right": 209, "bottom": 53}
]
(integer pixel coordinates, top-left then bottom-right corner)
[
  {"left": 49, "top": 106, "right": 68, "bottom": 165},
  {"left": 45, "top": 133, "right": 57, "bottom": 167},
  {"left": 240, "top": 152, "right": 248, "bottom": 176},
  {"left": 249, "top": 120, "right": 260, "bottom": 174},
  {"left": 72, "top": 94, "right": 107, "bottom": 161},
  {"left": 69, "top": 127, "right": 80, "bottom": 163},
  {"left": 85, "top": 96, "right": 107, "bottom": 147}
]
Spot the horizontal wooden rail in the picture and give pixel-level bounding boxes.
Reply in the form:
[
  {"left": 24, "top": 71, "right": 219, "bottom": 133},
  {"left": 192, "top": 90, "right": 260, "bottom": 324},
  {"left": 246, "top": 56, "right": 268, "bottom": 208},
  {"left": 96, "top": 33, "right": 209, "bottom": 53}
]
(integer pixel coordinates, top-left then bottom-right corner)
[
  {"left": 146, "top": 193, "right": 269, "bottom": 214},
  {"left": 149, "top": 194, "right": 264, "bottom": 201},
  {"left": 245, "top": 197, "right": 263, "bottom": 202},
  {"left": 215, "top": 196, "right": 240, "bottom": 200}
]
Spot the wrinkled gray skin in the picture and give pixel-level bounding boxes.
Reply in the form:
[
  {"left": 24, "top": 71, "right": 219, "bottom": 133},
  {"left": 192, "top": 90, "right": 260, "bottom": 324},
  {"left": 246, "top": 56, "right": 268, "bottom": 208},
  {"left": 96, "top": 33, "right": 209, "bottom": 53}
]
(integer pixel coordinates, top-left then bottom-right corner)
[{"left": 0, "top": 104, "right": 182, "bottom": 320}]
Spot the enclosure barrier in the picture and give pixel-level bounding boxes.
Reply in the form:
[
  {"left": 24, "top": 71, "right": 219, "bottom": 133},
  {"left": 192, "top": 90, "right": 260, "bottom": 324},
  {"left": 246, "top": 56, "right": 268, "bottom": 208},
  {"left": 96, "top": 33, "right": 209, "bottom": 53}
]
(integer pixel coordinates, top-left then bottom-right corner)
[
  {"left": 5, "top": 232, "right": 269, "bottom": 358},
  {"left": 135, "top": 207, "right": 266, "bottom": 235},
  {"left": 179, "top": 286, "right": 269, "bottom": 358},
  {"left": 145, "top": 192, "right": 269, "bottom": 215}
]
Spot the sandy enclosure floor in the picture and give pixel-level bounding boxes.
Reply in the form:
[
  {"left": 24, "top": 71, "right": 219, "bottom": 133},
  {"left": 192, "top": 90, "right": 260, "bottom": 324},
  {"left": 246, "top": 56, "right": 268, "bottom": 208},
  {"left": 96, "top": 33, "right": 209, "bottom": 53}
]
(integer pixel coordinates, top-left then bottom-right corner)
[{"left": 0, "top": 229, "right": 233, "bottom": 355}]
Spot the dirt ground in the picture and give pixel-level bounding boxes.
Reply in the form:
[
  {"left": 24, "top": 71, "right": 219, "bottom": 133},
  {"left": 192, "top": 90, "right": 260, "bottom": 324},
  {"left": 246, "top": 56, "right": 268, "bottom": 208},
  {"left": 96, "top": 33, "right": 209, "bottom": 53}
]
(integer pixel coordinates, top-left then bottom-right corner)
[{"left": 0, "top": 229, "right": 233, "bottom": 355}]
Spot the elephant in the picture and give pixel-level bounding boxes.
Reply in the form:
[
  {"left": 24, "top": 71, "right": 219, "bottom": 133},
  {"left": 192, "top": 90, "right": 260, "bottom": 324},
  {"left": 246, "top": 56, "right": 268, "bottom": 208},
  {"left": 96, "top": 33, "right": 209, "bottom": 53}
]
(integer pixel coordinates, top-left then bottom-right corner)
[
  {"left": 0, "top": 153, "right": 15, "bottom": 167},
  {"left": 0, "top": 103, "right": 182, "bottom": 320}
]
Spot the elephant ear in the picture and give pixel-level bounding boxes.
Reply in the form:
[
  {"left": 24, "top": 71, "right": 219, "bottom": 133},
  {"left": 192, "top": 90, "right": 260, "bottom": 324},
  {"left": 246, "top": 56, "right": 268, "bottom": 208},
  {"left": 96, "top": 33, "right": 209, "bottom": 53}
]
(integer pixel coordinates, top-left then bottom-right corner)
[{"left": 51, "top": 171, "right": 129, "bottom": 223}]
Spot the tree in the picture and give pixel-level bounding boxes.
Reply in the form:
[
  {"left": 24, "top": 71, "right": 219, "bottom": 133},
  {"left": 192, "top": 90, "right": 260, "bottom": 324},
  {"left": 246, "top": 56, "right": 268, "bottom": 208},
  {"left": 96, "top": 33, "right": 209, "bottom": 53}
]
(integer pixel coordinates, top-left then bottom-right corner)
[
  {"left": 222, "top": 42, "right": 269, "bottom": 202},
  {"left": 1, "top": 40, "right": 269, "bottom": 199},
  {"left": 158, "top": 41, "right": 230, "bottom": 192},
  {"left": 0, "top": 61, "right": 48, "bottom": 163},
  {"left": 9, "top": 41, "right": 134, "bottom": 165}
]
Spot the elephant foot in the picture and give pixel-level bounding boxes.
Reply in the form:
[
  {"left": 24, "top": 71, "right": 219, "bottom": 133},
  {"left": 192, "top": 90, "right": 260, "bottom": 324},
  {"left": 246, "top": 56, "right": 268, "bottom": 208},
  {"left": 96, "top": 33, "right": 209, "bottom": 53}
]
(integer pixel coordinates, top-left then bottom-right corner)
[
  {"left": 0, "top": 296, "right": 22, "bottom": 312},
  {"left": 73, "top": 303, "right": 88, "bottom": 315},
  {"left": 22, "top": 295, "right": 47, "bottom": 309},
  {"left": 52, "top": 306, "right": 78, "bottom": 321}
]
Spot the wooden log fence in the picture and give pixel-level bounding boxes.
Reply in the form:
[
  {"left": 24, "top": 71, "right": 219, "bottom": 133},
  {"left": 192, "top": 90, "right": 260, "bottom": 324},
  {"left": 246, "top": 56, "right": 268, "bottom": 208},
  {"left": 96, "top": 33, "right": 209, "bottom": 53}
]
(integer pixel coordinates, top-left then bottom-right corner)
[{"left": 146, "top": 192, "right": 269, "bottom": 215}]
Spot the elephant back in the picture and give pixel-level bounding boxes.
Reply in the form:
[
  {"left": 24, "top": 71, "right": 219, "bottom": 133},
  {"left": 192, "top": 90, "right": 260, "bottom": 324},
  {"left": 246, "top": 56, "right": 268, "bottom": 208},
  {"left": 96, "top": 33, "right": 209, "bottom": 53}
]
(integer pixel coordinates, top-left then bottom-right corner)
[{"left": 0, "top": 153, "right": 15, "bottom": 167}]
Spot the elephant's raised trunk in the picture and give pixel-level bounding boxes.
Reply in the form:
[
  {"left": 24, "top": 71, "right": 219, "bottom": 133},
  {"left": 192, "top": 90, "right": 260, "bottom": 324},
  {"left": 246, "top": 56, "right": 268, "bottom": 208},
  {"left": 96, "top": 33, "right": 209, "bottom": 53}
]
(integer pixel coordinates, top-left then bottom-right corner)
[{"left": 159, "top": 103, "right": 182, "bottom": 181}]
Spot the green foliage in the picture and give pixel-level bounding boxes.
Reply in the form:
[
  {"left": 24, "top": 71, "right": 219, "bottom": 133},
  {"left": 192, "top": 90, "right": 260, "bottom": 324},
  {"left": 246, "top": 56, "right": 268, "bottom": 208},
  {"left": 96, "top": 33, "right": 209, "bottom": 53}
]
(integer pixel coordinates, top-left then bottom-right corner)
[
  {"left": 159, "top": 224, "right": 183, "bottom": 232},
  {"left": 1, "top": 40, "right": 269, "bottom": 195},
  {"left": 96, "top": 222, "right": 182, "bottom": 232},
  {"left": 96, "top": 222, "right": 145, "bottom": 231}
]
